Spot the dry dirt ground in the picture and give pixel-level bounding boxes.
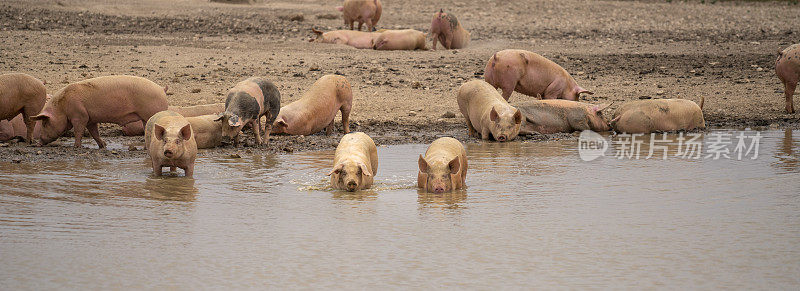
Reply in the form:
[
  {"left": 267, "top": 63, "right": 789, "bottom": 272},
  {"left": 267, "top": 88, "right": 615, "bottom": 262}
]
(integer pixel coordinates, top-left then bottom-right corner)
[{"left": 0, "top": 0, "right": 798, "bottom": 162}]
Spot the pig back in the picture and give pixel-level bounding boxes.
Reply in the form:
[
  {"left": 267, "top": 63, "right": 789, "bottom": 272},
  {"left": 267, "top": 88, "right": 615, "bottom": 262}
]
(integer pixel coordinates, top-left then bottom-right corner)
[
  {"left": 249, "top": 77, "right": 281, "bottom": 123},
  {"left": 0, "top": 73, "right": 47, "bottom": 119},
  {"left": 169, "top": 103, "right": 225, "bottom": 117},
  {"left": 186, "top": 114, "right": 222, "bottom": 149}
]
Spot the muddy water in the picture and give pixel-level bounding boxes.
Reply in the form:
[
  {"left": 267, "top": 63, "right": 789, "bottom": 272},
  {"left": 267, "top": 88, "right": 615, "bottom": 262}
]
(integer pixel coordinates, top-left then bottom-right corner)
[{"left": 1, "top": 130, "right": 798, "bottom": 289}]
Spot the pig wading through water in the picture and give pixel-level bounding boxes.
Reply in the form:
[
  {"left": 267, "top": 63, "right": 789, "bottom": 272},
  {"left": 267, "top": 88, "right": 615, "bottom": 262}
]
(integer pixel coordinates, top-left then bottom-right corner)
[
  {"left": 32, "top": 75, "right": 168, "bottom": 148},
  {"left": 0, "top": 73, "right": 47, "bottom": 143},
  {"left": 611, "top": 98, "right": 706, "bottom": 134},
  {"left": 338, "top": 0, "right": 382, "bottom": 31},
  {"left": 429, "top": 9, "right": 470, "bottom": 50},
  {"left": 311, "top": 28, "right": 383, "bottom": 49},
  {"left": 121, "top": 103, "right": 225, "bottom": 136},
  {"left": 217, "top": 77, "right": 281, "bottom": 146},
  {"left": 484, "top": 49, "right": 593, "bottom": 101},
  {"left": 145, "top": 111, "right": 197, "bottom": 177},
  {"left": 777, "top": 43, "right": 800, "bottom": 113},
  {"left": 516, "top": 100, "right": 611, "bottom": 134},
  {"left": 327, "top": 132, "right": 378, "bottom": 192},
  {"left": 272, "top": 75, "right": 352, "bottom": 136},
  {"left": 372, "top": 29, "right": 427, "bottom": 50},
  {"left": 457, "top": 80, "right": 523, "bottom": 142},
  {"left": 418, "top": 137, "right": 467, "bottom": 194}
]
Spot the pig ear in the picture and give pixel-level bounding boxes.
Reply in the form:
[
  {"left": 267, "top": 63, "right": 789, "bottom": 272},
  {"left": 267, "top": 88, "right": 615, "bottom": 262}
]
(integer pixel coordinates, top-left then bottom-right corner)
[
  {"left": 180, "top": 124, "right": 192, "bottom": 140},
  {"left": 448, "top": 157, "right": 460, "bottom": 175},
  {"left": 326, "top": 163, "right": 343, "bottom": 176},
  {"left": 490, "top": 107, "right": 499, "bottom": 122},
  {"left": 154, "top": 124, "right": 166, "bottom": 141},
  {"left": 359, "top": 163, "right": 373, "bottom": 177},
  {"left": 31, "top": 113, "right": 51, "bottom": 121},
  {"left": 577, "top": 87, "right": 594, "bottom": 95},
  {"left": 312, "top": 28, "right": 323, "bottom": 36},
  {"left": 592, "top": 103, "right": 611, "bottom": 113},
  {"left": 418, "top": 155, "right": 429, "bottom": 172},
  {"left": 214, "top": 114, "right": 224, "bottom": 122},
  {"left": 275, "top": 118, "right": 287, "bottom": 128},
  {"left": 514, "top": 109, "right": 522, "bottom": 124}
]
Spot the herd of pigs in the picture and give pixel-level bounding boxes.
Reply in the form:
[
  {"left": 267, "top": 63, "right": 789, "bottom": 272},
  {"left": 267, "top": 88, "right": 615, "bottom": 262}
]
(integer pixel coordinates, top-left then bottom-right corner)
[{"left": 1, "top": 0, "right": 800, "bottom": 193}]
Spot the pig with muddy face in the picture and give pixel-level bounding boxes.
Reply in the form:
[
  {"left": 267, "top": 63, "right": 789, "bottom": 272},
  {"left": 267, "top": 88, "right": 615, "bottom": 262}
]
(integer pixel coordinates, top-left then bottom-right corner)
[
  {"left": 338, "top": 0, "right": 382, "bottom": 31},
  {"left": 777, "top": 44, "right": 800, "bottom": 113},
  {"left": 327, "top": 132, "right": 378, "bottom": 192},
  {"left": 310, "top": 28, "right": 383, "bottom": 49},
  {"left": 121, "top": 103, "right": 226, "bottom": 136},
  {"left": 216, "top": 77, "right": 281, "bottom": 146},
  {"left": 145, "top": 111, "right": 197, "bottom": 177},
  {"left": 272, "top": 75, "right": 352, "bottom": 136},
  {"left": 372, "top": 29, "right": 427, "bottom": 51},
  {"left": 610, "top": 98, "right": 705, "bottom": 134},
  {"left": 0, "top": 73, "right": 47, "bottom": 143},
  {"left": 429, "top": 9, "right": 470, "bottom": 50},
  {"left": 516, "top": 100, "right": 611, "bottom": 134},
  {"left": 32, "top": 75, "right": 168, "bottom": 148},
  {"left": 418, "top": 137, "right": 467, "bottom": 194},
  {"left": 457, "top": 80, "right": 523, "bottom": 141},
  {"left": 484, "top": 49, "right": 593, "bottom": 101}
]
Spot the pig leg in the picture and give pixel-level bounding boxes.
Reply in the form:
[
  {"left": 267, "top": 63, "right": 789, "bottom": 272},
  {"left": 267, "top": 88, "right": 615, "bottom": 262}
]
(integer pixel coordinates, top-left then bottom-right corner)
[
  {"left": 86, "top": 123, "right": 107, "bottom": 149},
  {"left": 465, "top": 117, "right": 477, "bottom": 137},
  {"left": 444, "top": 36, "right": 453, "bottom": 50},
  {"left": 784, "top": 80, "right": 797, "bottom": 114},
  {"left": 480, "top": 127, "right": 490, "bottom": 140},
  {"left": 431, "top": 33, "right": 439, "bottom": 50},
  {"left": 152, "top": 160, "right": 163, "bottom": 176},
  {"left": 20, "top": 111, "right": 34, "bottom": 143},
  {"left": 70, "top": 118, "right": 88, "bottom": 148},
  {"left": 170, "top": 166, "right": 176, "bottom": 172},
  {"left": 252, "top": 119, "right": 263, "bottom": 145},
  {"left": 326, "top": 119, "right": 335, "bottom": 135},
  {"left": 357, "top": 21, "right": 364, "bottom": 31},
  {"left": 340, "top": 103, "right": 351, "bottom": 134},
  {"left": 184, "top": 164, "right": 194, "bottom": 178}
]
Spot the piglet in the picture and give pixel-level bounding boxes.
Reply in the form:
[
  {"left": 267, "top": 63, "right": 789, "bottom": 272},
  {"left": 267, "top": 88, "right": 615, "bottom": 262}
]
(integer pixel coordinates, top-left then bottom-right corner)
[
  {"left": 327, "top": 132, "right": 378, "bottom": 192},
  {"left": 777, "top": 43, "right": 800, "bottom": 113},
  {"left": 372, "top": 29, "right": 427, "bottom": 51},
  {"left": 272, "top": 74, "right": 352, "bottom": 136},
  {"left": 516, "top": 100, "right": 611, "bottom": 134},
  {"left": 611, "top": 98, "right": 705, "bottom": 134},
  {"left": 430, "top": 9, "right": 470, "bottom": 50},
  {"left": 217, "top": 77, "right": 281, "bottom": 146},
  {"left": 457, "top": 80, "right": 522, "bottom": 142},
  {"left": 338, "top": 0, "right": 382, "bottom": 31},
  {"left": 418, "top": 137, "right": 467, "bottom": 194},
  {"left": 145, "top": 110, "right": 197, "bottom": 177},
  {"left": 0, "top": 73, "right": 47, "bottom": 143},
  {"left": 484, "top": 49, "right": 593, "bottom": 101},
  {"left": 311, "top": 28, "right": 383, "bottom": 49}
]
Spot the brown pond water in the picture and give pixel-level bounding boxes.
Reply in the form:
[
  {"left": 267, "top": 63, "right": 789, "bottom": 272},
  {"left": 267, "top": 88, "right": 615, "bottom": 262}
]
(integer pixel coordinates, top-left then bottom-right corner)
[{"left": 1, "top": 130, "right": 799, "bottom": 289}]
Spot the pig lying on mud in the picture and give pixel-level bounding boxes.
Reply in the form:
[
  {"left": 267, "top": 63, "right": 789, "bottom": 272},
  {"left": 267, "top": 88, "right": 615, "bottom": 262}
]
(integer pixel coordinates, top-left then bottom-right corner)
[
  {"left": 122, "top": 103, "right": 225, "bottom": 136},
  {"left": 327, "top": 132, "right": 378, "bottom": 192},
  {"left": 217, "top": 77, "right": 281, "bottom": 146},
  {"left": 145, "top": 111, "right": 197, "bottom": 177},
  {"left": 484, "top": 49, "right": 593, "bottom": 101},
  {"left": 516, "top": 100, "right": 611, "bottom": 134},
  {"left": 187, "top": 115, "right": 223, "bottom": 149},
  {"left": 32, "top": 75, "right": 168, "bottom": 148},
  {"left": 372, "top": 29, "right": 427, "bottom": 50},
  {"left": 272, "top": 75, "right": 352, "bottom": 136},
  {"left": 429, "top": 9, "right": 470, "bottom": 50},
  {"left": 611, "top": 98, "right": 706, "bottom": 134},
  {"left": 457, "top": 80, "right": 522, "bottom": 142},
  {"left": 311, "top": 28, "right": 383, "bottom": 49},
  {"left": 777, "top": 43, "right": 800, "bottom": 113},
  {"left": 338, "top": 0, "right": 382, "bottom": 31},
  {"left": 418, "top": 137, "right": 467, "bottom": 194},
  {"left": 0, "top": 73, "right": 48, "bottom": 143}
]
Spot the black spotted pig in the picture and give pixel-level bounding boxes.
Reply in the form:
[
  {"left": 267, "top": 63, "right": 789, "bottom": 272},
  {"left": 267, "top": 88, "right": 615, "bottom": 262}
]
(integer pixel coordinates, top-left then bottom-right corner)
[
  {"left": 217, "top": 77, "right": 281, "bottom": 146},
  {"left": 457, "top": 80, "right": 522, "bottom": 142},
  {"left": 484, "top": 49, "right": 593, "bottom": 101},
  {"left": 272, "top": 75, "right": 352, "bottom": 136},
  {"left": 0, "top": 73, "right": 47, "bottom": 143},
  {"left": 777, "top": 44, "right": 800, "bottom": 113},
  {"left": 516, "top": 100, "right": 611, "bottom": 134},
  {"left": 418, "top": 137, "right": 467, "bottom": 194},
  {"left": 145, "top": 110, "right": 197, "bottom": 177},
  {"left": 430, "top": 9, "right": 470, "bottom": 50}
]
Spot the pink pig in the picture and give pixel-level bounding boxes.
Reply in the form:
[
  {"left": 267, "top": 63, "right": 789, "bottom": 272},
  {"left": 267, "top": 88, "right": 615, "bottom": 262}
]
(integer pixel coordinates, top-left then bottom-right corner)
[
  {"left": 429, "top": 9, "right": 470, "bottom": 50},
  {"left": 484, "top": 49, "right": 593, "bottom": 101},
  {"left": 0, "top": 73, "right": 47, "bottom": 143},
  {"left": 777, "top": 43, "right": 800, "bottom": 113},
  {"left": 337, "top": 0, "right": 382, "bottom": 32}
]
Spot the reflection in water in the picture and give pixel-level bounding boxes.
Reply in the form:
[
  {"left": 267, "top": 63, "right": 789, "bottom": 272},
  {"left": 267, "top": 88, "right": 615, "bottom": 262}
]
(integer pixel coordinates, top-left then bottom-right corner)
[
  {"left": 332, "top": 190, "right": 378, "bottom": 201},
  {"left": 143, "top": 177, "right": 197, "bottom": 201},
  {"left": 417, "top": 190, "right": 467, "bottom": 209},
  {"left": 773, "top": 129, "right": 799, "bottom": 173}
]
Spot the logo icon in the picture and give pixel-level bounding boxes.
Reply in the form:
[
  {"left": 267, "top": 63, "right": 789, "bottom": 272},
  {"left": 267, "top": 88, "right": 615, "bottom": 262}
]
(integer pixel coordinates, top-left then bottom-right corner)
[{"left": 578, "top": 130, "right": 608, "bottom": 161}]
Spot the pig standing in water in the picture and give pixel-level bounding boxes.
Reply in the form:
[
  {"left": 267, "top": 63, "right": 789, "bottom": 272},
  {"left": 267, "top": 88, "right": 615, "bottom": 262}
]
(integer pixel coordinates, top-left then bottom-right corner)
[
  {"left": 32, "top": 75, "right": 168, "bottom": 148},
  {"left": 777, "top": 44, "right": 800, "bottom": 113},
  {"left": 272, "top": 75, "right": 352, "bottom": 136},
  {"left": 217, "top": 77, "right": 281, "bottom": 146},
  {"left": 418, "top": 137, "right": 467, "bottom": 194},
  {"left": 429, "top": 9, "right": 470, "bottom": 50},
  {"left": 457, "top": 80, "right": 523, "bottom": 141},
  {"left": 484, "top": 49, "right": 593, "bottom": 101},
  {"left": 372, "top": 29, "right": 427, "bottom": 51},
  {"left": 121, "top": 103, "right": 225, "bottom": 136},
  {"left": 0, "top": 73, "right": 47, "bottom": 143},
  {"left": 145, "top": 111, "right": 197, "bottom": 177},
  {"left": 611, "top": 98, "right": 705, "bottom": 134},
  {"left": 327, "top": 132, "right": 378, "bottom": 192},
  {"left": 311, "top": 28, "right": 382, "bottom": 49},
  {"left": 516, "top": 100, "right": 611, "bottom": 134},
  {"left": 338, "top": 0, "right": 382, "bottom": 31}
]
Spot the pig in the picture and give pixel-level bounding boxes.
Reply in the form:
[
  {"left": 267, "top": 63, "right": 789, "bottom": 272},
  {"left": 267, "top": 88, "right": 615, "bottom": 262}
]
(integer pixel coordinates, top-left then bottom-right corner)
[
  {"left": 777, "top": 43, "right": 800, "bottom": 113},
  {"left": 272, "top": 74, "right": 352, "bottom": 136},
  {"left": 372, "top": 29, "right": 427, "bottom": 51},
  {"left": 145, "top": 111, "right": 197, "bottom": 177},
  {"left": 610, "top": 98, "right": 706, "bottom": 134},
  {"left": 32, "top": 75, "right": 168, "bottom": 148},
  {"left": 121, "top": 103, "right": 226, "bottom": 136},
  {"left": 216, "top": 77, "right": 281, "bottom": 146},
  {"left": 457, "top": 80, "right": 523, "bottom": 142},
  {"left": 484, "top": 49, "right": 593, "bottom": 101},
  {"left": 338, "top": 0, "right": 382, "bottom": 32},
  {"left": 429, "top": 9, "right": 470, "bottom": 50},
  {"left": 186, "top": 115, "right": 223, "bottom": 149},
  {"left": 0, "top": 73, "right": 47, "bottom": 143},
  {"left": 418, "top": 137, "right": 467, "bottom": 194},
  {"left": 516, "top": 100, "right": 611, "bottom": 134},
  {"left": 0, "top": 114, "right": 42, "bottom": 142},
  {"left": 311, "top": 28, "right": 383, "bottom": 49},
  {"left": 327, "top": 132, "right": 378, "bottom": 192}
]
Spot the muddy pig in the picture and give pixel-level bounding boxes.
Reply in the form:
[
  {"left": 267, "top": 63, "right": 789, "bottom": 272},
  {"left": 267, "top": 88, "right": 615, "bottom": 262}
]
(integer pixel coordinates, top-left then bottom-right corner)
[
  {"left": 418, "top": 137, "right": 467, "bottom": 194},
  {"left": 338, "top": 0, "right": 382, "bottom": 31},
  {"left": 516, "top": 100, "right": 611, "bottom": 134},
  {"left": 32, "top": 75, "right": 168, "bottom": 148},
  {"left": 311, "top": 28, "right": 383, "bottom": 49},
  {"left": 186, "top": 115, "right": 223, "bottom": 149},
  {"left": 216, "top": 77, "right": 281, "bottom": 146},
  {"left": 611, "top": 98, "right": 705, "bottom": 134},
  {"left": 121, "top": 103, "right": 226, "bottom": 136},
  {"left": 327, "top": 132, "right": 378, "bottom": 192},
  {"left": 272, "top": 75, "right": 352, "bottom": 136},
  {"left": 457, "top": 80, "right": 522, "bottom": 141},
  {"left": 484, "top": 49, "right": 593, "bottom": 101},
  {"left": 777, "top": 43, "right": 800, "bottom": 113},
  {"left": 372, "top": 29, "right": 427, "bottom": 50},
  {"left": 0, "top": 73, "right": 47, "bottom": 143},
  {"left": 0, "top": 114, "right": 42, "bottom": 142},
  {"left": 145, "top": 110, "right": 197, "bottom": 177},
  {"left": 430, "top": 9, "right": 470, "bottom": 50}
]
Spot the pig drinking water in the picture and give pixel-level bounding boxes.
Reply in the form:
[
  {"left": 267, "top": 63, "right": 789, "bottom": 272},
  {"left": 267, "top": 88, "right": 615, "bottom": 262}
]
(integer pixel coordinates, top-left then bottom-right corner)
[
  {"left": 457, "top": 80, "right": 523, "bottom": 141},
  {"left": 327, "top": 132, "right": 378, "bottom": 192},
  {"left": 372, "top": 29, "right": 427, "bottom": 50},
  {"left": 311, "top": 28, "right": 383, "bottom": 49},
  {"left": 429, "top": 9, "right": 470, "bottom": 50},
  {"left": 610, "top": 98, "right": 705, "bottom": 134},
  {"left": 484, "top": 49, "right": 593, "bottom": 101},
  {"left": 145, "top": 111, "right": 197, "bottom": 177},
  {"left": 122, "top": 103, "right": 226, "bottom": 136},
  {"left": 0, "top": 73, "right": 47, "bottom": 143},
  {"left": 777, "top": 43, "right": 800, "bottom": 113},
  {"left": 217, "top": 77, "right": 281, "bottom": 146},
  {"left": 516, "top": 100, "right": 611, "bottom": 134},
  {"left": 418, "top": 137, "right": 467, "bottom": 194},
  {"left": 272, "top": 75, "right": 352, "bottom": 136},
  {"left": 338, "top": 0, "right": 382, "bottom": 31}
]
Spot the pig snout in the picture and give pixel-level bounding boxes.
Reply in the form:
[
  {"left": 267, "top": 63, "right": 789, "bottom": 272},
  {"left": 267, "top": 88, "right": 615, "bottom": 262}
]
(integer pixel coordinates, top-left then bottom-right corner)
[
  {"left": 346, "top": 180, "right": 358, "bottom": 192},
  {"left": 497, "top": 135, "right": 508, "bottom": 142},
  {"left": 163, "top": 149, "right": 175, "bottom": 158},
  {"left": 433, "top": 185, "right": 446, "bottom": 194}
]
